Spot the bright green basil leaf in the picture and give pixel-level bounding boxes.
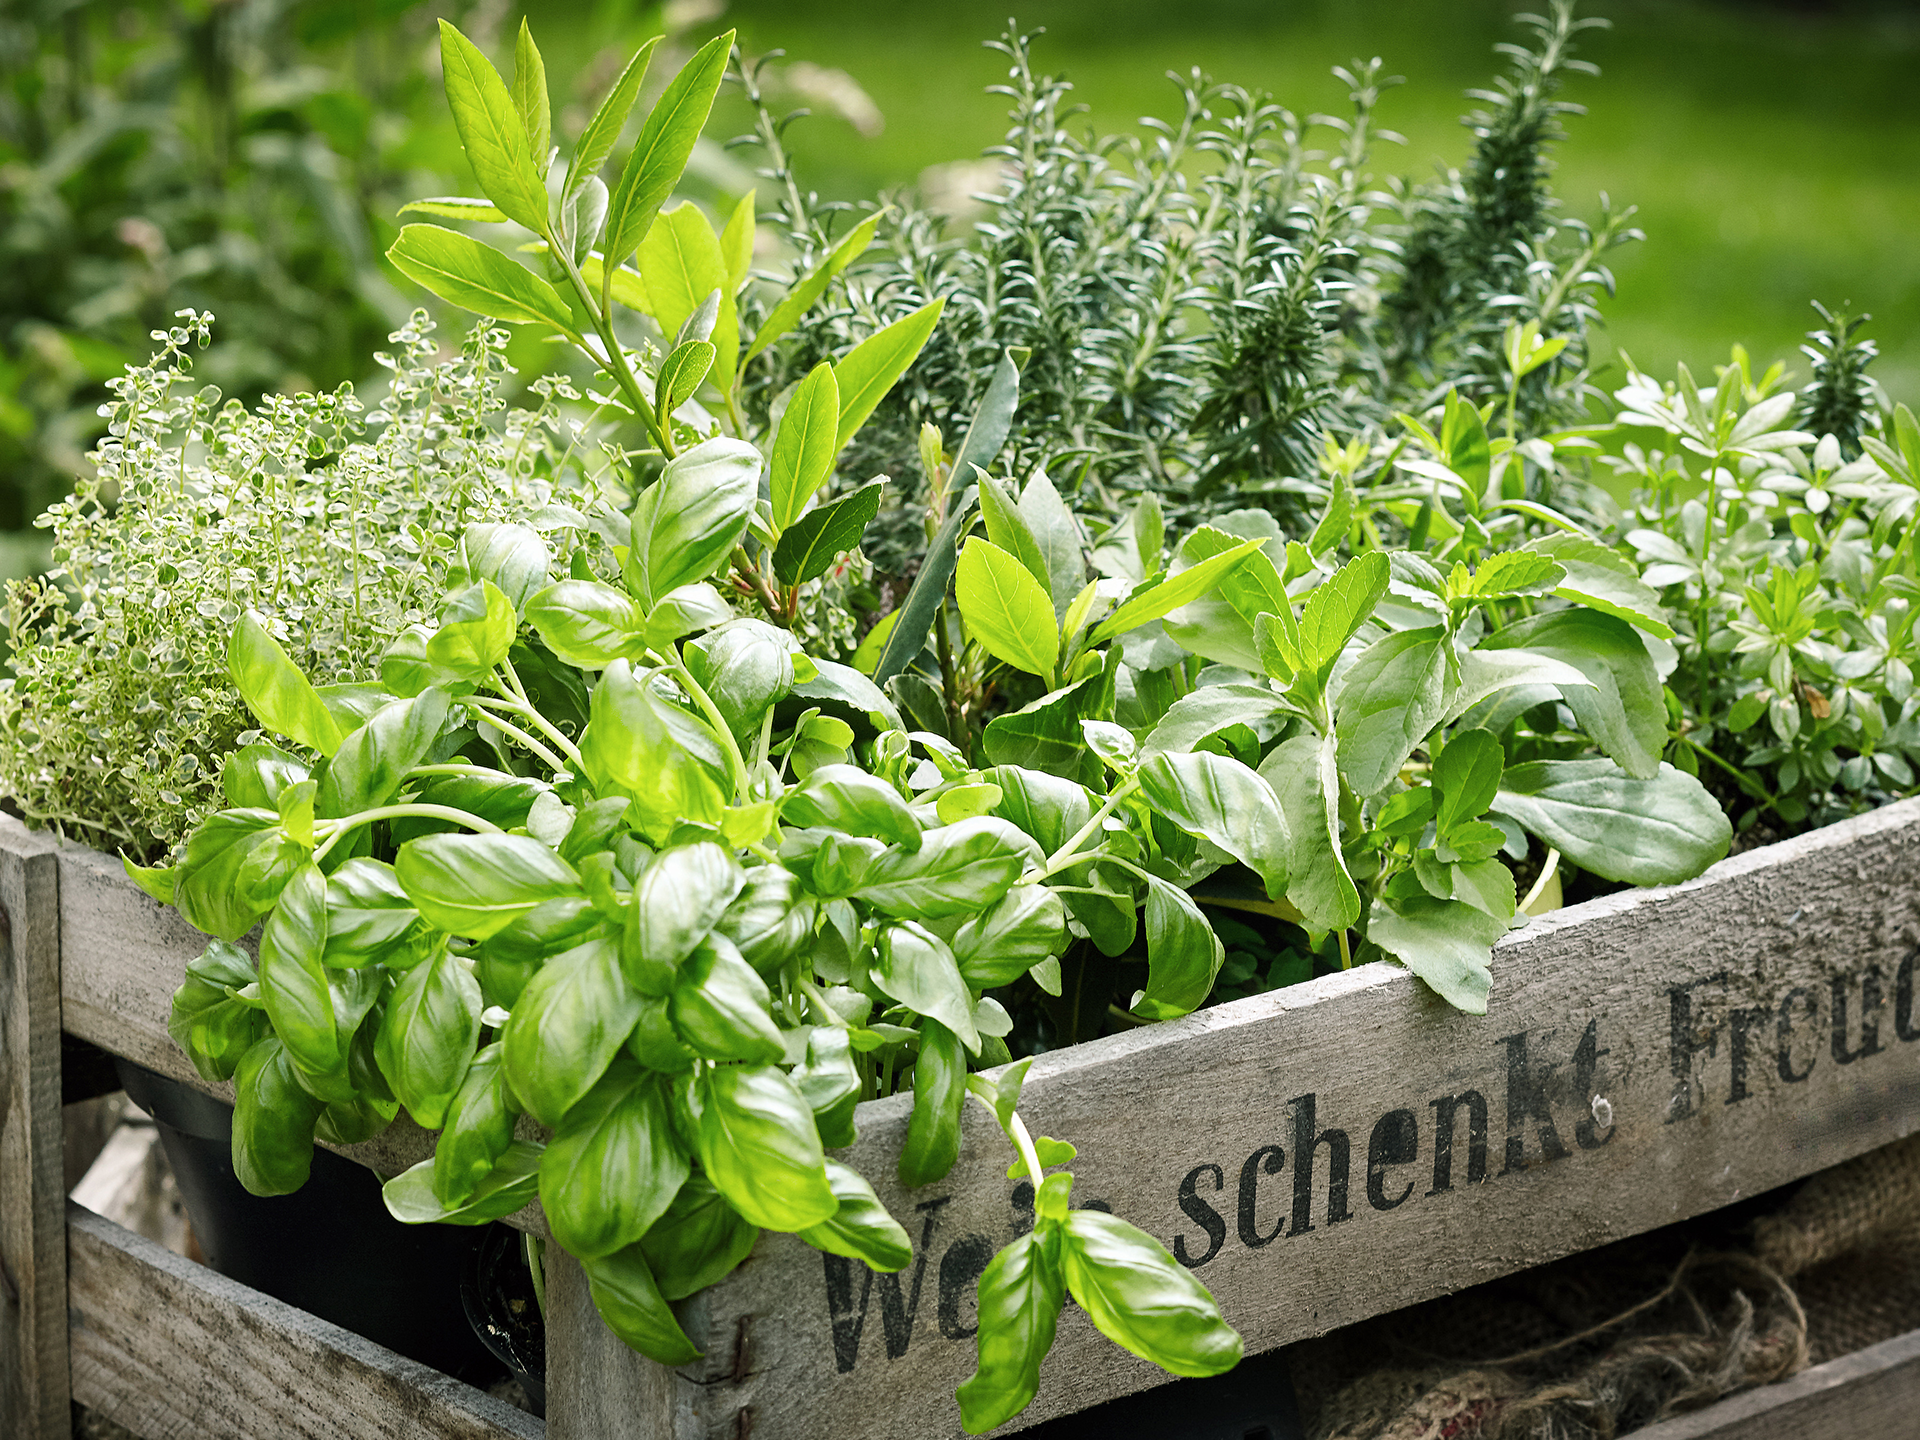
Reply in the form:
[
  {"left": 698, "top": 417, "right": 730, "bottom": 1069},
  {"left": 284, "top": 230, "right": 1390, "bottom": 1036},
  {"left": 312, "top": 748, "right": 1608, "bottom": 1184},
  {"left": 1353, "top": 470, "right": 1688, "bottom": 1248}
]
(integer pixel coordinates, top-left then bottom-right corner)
[
  {"left": 683, "top": 1063, "right": 838, "bottom": 1230},
  {"left": 792, "top": 1027, "right": 861, "bottom": 1149},
  {"left": 316, "top": 689, "right": 449, "bottom": 821},
  {"left": 857, "top": 817, "right": 1039, "bottom": 919},
  {"left": 379, "top": 623, "right": 460, "bottom": 699},
  {"left": 392, "top": 772, "right": 549, "bottom": 848},
  {"left": 625, "top": 437, "right": 761, "bottom": 610},
  {"left": 231, "top": 1036, "right": 327, "bottom": 1196},
  {"left": 427, "top": 581, "right": 517, "bottom": 682},
  {"left": 123, "top": 857, "right": 179, "bottom": 906},
  {"left": 1259, "top": 733, "right": 1359, "bottom": 933},
  {"left": 875, "top": 922, "right": 982, "bottom": 1054},
  {"left": 639, "top": 1172, "right": 759, "bottom": 1300},
  {"left": 276, "top": 778, "right": 317, "bottom": 850},
  {"left": 525, "top": 580, "right": 644, "bottom": 669},
  {"left": 396, "top": 832, "right": 580, "bottom": 941},
  {"left": 745, "top": 209, "right": 884, "bottom": 363},
  {"left": 624, "top": 841, "right": 744, "bottom": 993},
  {"left": 782, "top": 763, "right": 921, "bottom": 851},
  {"left": 580, "top": 661, "right": 730, "bottom": 841},
  {"left": 222, "top": 743, "right": 311, "bottom": 810},
  {"left": 436, "top": 20, "right": 549, "bottom": 232},
  {"left": 1137, "top": 750, "right": 1290, "bottom": 900},
  {"left": 1334, "top": 626, "right": 1453, "bottom": 797},
  {"left": 229, "top": 612, "right": 343, "bottom": 757},
  {"left": 453, "top": 523, "right": 550, "bottom": 614},
  {"left": 1089, "top": 537, "right": 1266, "bottom": 645},
  {"left": 1060, "top": 1208, "right": 1243, "bottom": 1377},
  {"left": 502, "top": 936, "right": 643, "bottom": 1127},
  {"left": 643, "top": 581, "right": 733, "bottom": 650},
  {"left": 386, "top": 1139, "right": 543, "bottom": 1225},
  {"left": 1478, "top": 609, "right": 1666, "bottom": 779},
  {"left": 168, "top": 941, "right": 267, "bottom": 1083},
  {"left": 540, "top": 1059, "right": 688, "bottom": 1258},
  {"left": 835, "top": 298, "right": 946, "bottom": 451},
  {"left": 797, "top": 1159, "right": 912, "bottom": 1270},
  {"left": 979, "top": 668, "right": 1110, "bottom": 784},
  {"left": 951, "top": 885, "right": 1067, "bottom": 989},
  {"left": 714, "top": 865, "right": 815, "bottom": 974},
  {"left": 1132, "top": 875, "right": 1225, "bottom": 1022},
  {"left": 174, "top": 807, "right": 309, "bottom": 942},
  {"left": 472, "top": 897, "right": 610, "bottom": 1008},
  {"left": 1494, "top": 759, "right": 1733, "bottom": 885},
  {"left": 433, "top": 1041, "right": 519, "bottom": 1206},
  {"left": 957, "top": 538, "right": 1060, "bottom": 679},
  {"left": 387, "top": 224, "right": 574, "bottom": 331},
  {"left": 1433, "top": 728, "right": 1505, "bottom": 839},
  {"left": 257, "top": 863, "right": 350, "bottom": 1081},
  {"left": 602, "top": 29, "right": 734, "bottom": 270},
  {"left": 562, "top": 36, "right": 659, "bottom": 198},
  {"left": 956, "top": 1227, "right": 1065, "bottom": 1435},
  {"left": 770, "top": 361, "right": 840, "bottom": 530},
  {"left": 627, "top": 994, "right": 697, "bottom": 1074},
  {"left": 899, "top": 1019, "right": 967, "bottom": 1189},
  {"left": 685, "top": 620, "right": 796, "bottom": 738},
  {"left": 581, "top": 1242, "right": 704, "bottom": 1365},
  {"left": 376, "top": 944, "right": 483, "bottom": 1129},
  {"left": 1366, "top": 893, "right": 1506, "bottom": 1014},
  {"left": 982, "top": 766, "right": 1091, "bottom": 855},
  {"left": 670, "top": 934, "right": 785, "bottom": 1063},
  {"left": 772, "top": 478, "right": 886, "bottom": 587}
]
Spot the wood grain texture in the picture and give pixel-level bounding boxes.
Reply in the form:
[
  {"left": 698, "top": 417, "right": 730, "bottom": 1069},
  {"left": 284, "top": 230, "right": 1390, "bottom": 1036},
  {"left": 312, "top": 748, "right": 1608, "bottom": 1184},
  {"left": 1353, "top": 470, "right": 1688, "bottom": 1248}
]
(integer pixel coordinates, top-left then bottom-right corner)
[
  {"left": 0, "top": 819, "right": 70, "bottom": 1438},
  {"left": 49, "top": 829, "right": 549, "bottom": 1234},
  {"left": 544, "top": 1247, "right": 686, "bottom": 1440},
  {"left": 1630, "top": 1324, "right": 1920, "bottom": 1439},
  {"left": 67, "top": 1201, "right": 543, "bottom": 1440},
  {"left": 638, "top": 795, "right": 1920, "bottom": 1439}
]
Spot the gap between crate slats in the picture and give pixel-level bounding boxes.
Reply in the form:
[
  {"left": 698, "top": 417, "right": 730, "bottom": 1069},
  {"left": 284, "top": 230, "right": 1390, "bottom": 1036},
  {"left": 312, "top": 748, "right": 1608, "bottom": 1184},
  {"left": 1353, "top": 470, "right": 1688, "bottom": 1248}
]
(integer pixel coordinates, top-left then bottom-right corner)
[{"left": 67, "top": 1201, "right": 541, "bottom": 1440}]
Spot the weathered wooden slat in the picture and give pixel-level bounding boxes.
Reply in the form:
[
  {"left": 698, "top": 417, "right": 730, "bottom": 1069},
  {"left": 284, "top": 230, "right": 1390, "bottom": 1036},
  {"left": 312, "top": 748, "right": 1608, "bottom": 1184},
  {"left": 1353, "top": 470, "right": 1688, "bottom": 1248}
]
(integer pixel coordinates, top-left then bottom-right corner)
[
  {"left": 50, "top": 833, "right": 547, "bottom": 1234},
  {"left": 0, "top": 821, "right": 69, "bottom": 1438},
  {"left": 583, "top": 794, "right": 1920, "bottom": 1439},
  {"left": 67, "top": 1201, "right": 544, "bottom": 1440},
  {"left": 544, "top": 1248, "right": 684, "bottom": 1440},
  {"left": 1630, "top": 1324, "right": 1920, "bottom": 1439}
]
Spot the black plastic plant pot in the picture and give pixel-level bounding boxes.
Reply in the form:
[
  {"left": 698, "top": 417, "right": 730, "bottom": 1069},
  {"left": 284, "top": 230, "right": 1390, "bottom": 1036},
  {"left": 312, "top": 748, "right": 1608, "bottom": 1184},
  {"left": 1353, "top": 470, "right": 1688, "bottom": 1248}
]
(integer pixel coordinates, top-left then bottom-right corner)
[
  {"left": 461, "top": 1223, "right": 548, "bottom": 1417},
  {"left": 113, "top": 1057, "right": 500, "bottom": 1384}
]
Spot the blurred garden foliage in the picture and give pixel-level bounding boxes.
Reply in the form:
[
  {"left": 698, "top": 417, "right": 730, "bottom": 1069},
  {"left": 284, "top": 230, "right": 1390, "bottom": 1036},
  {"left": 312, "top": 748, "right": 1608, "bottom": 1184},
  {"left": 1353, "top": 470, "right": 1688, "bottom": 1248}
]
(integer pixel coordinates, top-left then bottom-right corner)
[{"left": 2, "top": 0, "right": 1916, "bottom": 575}]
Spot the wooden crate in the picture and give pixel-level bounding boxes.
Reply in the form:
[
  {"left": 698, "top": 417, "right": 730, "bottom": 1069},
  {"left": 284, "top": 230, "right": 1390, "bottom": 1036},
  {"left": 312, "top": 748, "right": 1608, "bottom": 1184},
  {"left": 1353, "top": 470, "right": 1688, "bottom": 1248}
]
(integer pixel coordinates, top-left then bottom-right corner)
[{"left": 4, "top": 797, "right": 1920, "bottom": 1438}]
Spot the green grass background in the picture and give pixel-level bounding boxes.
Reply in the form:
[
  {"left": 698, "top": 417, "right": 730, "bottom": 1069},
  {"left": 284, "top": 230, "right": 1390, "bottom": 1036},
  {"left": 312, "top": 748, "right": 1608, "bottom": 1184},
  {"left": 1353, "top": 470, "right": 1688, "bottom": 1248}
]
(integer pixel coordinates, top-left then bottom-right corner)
[{"left": 691, "top": 0, "right": 1920, "bottom": 401}]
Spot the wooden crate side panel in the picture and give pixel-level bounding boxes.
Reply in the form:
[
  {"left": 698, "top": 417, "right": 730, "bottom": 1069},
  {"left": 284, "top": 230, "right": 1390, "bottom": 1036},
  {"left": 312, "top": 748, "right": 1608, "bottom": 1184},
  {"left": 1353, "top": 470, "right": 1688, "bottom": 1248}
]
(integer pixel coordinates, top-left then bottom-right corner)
[
  {"left": 67, "top": 1202, "right": 543, "bottom": 1440},
  {"left": 543, "top": 1249, "right": 684, "bottom": 1440},
  {"left": 662, "top": 797, "right": 1920, "bottom": 1438},
  {"left": 0, "top": 821, "right": 70, "bottom": 1438},
  {"left": 1629, "top": 1325, "right": 1920, "bottom": 1439}
]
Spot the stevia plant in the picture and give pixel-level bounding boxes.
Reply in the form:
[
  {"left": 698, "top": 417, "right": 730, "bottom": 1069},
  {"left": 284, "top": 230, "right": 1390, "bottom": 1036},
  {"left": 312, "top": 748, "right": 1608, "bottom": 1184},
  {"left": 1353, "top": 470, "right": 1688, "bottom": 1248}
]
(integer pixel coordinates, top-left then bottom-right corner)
[{"left": 1603, "top": 313, "right": 1920, "bottom": 832}]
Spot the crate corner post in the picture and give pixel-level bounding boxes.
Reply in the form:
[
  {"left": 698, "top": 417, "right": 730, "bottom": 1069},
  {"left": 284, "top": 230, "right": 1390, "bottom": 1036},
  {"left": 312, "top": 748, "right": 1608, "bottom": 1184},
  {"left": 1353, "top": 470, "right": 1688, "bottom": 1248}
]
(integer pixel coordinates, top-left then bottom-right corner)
[{"left": 0, "top": 819, "right": 70, "bottom": 1438}]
